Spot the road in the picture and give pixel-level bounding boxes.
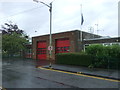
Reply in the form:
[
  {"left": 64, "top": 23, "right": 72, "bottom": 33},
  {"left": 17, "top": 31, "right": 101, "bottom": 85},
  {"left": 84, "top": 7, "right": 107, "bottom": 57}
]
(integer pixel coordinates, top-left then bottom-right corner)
[{"left": 2, "top": 58, "right": 119, "bottom": 88}]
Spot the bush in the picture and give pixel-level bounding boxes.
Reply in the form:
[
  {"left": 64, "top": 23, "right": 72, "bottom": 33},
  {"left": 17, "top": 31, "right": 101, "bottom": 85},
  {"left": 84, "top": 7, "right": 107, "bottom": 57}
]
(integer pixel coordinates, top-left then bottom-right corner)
[
  {"left": 92, "top": 56, "right": 108, "bottom": 68},
  {"left": 107, "top": 45, "right": 120, "bottom": 58},
  {"left": 108, "top": 57, "right": 120, "bottom": 69},
  {"left": 56, "top": 53, "right": 93, "bottom": 67},
  {"left": 85, "top": 44, "right": 120, "bottom": 69},
  {"left": 56, "top": 44, "right": 120, "bottom": 69},
  {"left": 85, "top": 44, "right": 106, "bottom": 57}
]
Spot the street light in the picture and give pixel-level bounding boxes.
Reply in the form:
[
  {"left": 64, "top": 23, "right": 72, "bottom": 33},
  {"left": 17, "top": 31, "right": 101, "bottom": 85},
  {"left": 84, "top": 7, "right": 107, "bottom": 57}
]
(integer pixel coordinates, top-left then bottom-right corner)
[{"left": 33, "top": 0, "right": 53, "bottom": 68}]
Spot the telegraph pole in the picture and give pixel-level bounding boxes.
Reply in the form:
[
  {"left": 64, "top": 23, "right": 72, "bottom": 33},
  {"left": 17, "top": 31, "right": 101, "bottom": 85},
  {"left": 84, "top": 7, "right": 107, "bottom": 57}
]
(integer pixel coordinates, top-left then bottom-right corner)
[
  {"left": 49, "top": 2, "right": 52, "bottom": 68},
  {"left": 33, "top": 0, "right": 53, "bottom": 68}
]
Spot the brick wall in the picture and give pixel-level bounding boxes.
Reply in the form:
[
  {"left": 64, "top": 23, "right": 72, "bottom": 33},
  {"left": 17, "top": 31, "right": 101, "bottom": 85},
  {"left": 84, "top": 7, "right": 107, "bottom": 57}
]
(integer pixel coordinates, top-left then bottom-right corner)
[
  {"left": 32, "top": 30, "right": 79, "bottom": 60},
  {"left": 32, "top": 30, "right": 102, "bottom": 60}
]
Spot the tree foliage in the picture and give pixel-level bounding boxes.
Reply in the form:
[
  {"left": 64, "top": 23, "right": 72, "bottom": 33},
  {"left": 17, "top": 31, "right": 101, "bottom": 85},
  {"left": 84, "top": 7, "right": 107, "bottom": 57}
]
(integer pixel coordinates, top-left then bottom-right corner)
[
  {"left": 85, "top": 44, "right": 120, "bottom": 58},
  {"left": 85, "top": 44, "right": 120, "bottom": 69},
  {"left": 1, "top": 21, "right": 29, "bottom": 57},
  {"left": 1, "top": 21, "right": 24, "bottom": 35}
]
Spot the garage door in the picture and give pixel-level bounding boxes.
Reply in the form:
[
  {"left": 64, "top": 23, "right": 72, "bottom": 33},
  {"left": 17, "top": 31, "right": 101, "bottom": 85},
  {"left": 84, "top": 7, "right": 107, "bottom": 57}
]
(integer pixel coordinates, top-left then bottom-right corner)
[
  {"left": 37, "top": 41, "right": 47, "bottom": 60},
  {"left": 55, "top": 38, "right": 70, "bottom": 54}
]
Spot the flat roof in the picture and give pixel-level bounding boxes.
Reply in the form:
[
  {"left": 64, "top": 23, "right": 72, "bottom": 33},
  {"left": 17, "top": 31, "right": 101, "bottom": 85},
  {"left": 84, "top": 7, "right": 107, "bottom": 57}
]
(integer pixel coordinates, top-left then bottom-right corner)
[
  {"left": 32, "top": 29, "right": 101, "bottom": 38},
  {"left": 83, "top": 37, "right": 120, "bottom": 41}
]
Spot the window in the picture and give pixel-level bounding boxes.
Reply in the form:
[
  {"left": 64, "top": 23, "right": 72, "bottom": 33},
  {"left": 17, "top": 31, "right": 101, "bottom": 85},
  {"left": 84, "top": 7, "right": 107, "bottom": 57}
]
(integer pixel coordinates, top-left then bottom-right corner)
[{"left": 55, "top": 46, "right": 70, "bottom": 53}]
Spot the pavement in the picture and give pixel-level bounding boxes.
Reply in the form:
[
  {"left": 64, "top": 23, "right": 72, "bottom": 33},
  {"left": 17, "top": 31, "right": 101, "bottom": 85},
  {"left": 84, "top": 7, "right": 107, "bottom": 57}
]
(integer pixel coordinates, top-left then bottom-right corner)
[{"left": 43, "top": 64, "right": 120, "bottom": 80}]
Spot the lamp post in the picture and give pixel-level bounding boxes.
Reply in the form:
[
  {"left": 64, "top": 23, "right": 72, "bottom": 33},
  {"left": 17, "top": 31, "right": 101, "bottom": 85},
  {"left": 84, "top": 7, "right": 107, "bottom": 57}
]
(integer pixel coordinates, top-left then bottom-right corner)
[{"left": 33, "top": 0, "right": 52, "bottom": 68}]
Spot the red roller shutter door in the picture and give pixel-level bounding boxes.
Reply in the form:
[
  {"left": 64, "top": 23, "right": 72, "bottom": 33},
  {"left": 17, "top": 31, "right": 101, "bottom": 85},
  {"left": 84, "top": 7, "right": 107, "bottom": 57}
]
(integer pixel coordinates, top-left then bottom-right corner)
[
  {"left": 37, "top": 41, "right": 47, "bottom": 60},
  {"left": 55, "top": 38, "right": 70, "bottom": 54}
]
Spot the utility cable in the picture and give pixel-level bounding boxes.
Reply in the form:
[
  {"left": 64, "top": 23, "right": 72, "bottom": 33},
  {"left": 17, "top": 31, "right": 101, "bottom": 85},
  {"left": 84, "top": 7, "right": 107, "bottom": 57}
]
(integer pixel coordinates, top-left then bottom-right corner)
[{"left": 0, "top": 5, "right": 44, "bottom": 20}]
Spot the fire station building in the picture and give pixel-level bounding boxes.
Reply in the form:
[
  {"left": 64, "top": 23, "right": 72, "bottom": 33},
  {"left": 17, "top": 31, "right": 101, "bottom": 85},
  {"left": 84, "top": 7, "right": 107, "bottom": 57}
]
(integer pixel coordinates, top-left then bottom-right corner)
[{"left": 32, "top": 30, "right": 101, "bottom": 60}]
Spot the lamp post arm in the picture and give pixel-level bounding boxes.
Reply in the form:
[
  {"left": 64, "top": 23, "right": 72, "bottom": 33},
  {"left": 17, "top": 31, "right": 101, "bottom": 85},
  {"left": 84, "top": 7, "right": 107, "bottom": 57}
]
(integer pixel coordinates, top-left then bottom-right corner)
[
  {"left": 39, "top": 1, "right": 51, "bottom": 8},
  {"left": 33, "top": 0, "right": 50, "bottom": 8}
]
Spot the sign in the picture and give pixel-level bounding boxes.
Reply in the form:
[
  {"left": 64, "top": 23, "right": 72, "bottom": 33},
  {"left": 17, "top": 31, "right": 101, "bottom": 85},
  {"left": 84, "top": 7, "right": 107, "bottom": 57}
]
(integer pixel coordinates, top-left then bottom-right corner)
[{"left": 48, "top": 46, "right": 53, "bottom": 51}]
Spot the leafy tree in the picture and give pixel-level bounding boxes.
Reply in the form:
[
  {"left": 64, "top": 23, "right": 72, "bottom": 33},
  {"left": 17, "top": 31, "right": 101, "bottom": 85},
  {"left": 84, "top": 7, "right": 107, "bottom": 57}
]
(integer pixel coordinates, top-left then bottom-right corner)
[
  {"left": 1, "top": 21, "right": 24, "bottom": 35},
  {"left": 1, "top": 21, "right": 29, "bottom": 57}
]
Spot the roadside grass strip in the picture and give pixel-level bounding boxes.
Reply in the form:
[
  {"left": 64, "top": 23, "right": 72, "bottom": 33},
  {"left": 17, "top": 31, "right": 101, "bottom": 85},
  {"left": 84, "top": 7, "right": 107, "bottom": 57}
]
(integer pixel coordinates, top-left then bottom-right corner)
[{"left": 38, "top": 67, "right": 120, "bottom": 83}]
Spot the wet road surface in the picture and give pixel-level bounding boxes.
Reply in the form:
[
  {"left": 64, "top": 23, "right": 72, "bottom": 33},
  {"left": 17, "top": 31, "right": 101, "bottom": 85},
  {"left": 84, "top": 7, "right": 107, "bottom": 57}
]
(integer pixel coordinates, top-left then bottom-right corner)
[{"left": 2, "top": 58, "right": 120, "bottom": 88}]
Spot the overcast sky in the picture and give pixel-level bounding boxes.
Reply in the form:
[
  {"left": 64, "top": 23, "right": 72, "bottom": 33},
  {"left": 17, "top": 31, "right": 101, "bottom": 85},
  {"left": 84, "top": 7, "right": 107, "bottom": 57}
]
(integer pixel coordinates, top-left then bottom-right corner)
[{"left": 0, "top": 0, "right": 119, "bottom": 38}]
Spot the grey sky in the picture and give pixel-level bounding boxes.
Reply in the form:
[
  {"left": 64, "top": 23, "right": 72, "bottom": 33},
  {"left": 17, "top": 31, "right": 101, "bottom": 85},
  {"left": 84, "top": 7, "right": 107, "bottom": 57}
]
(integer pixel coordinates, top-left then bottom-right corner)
[{"left": 0, "top": 0, "right": 119, "bottom": 38}]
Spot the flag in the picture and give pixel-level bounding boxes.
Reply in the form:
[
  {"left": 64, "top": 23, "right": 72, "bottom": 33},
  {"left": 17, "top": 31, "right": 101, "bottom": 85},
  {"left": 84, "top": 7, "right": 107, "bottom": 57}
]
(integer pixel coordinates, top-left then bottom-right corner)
[{"left": 81, "top": 13, "right": 84, "bottom": 25}]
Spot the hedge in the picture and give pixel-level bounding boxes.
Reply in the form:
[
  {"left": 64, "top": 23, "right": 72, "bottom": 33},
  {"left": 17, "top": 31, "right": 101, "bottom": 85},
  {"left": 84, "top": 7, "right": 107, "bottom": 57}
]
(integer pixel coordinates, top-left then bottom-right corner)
[
  {"left": 86, "top": 44, "right": 120, "bottom": 59},
  {"left": 56, "top": 53, "right": 120, "bottom": 70},
  {"left": 85, "top": 44, "right": 120, "bottom": 69},
  {"left": 106, "top": 57, "right": 120, "bottom": 69},
  {"left": 56, "top": 53, "right": 93, "bottom": 67}
]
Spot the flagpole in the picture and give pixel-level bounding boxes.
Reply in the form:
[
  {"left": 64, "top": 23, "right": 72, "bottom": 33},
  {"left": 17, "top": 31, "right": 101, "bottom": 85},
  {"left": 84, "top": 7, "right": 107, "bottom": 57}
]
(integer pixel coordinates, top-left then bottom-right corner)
[{"left": 80, "top": 4, "right": 82, "bottom": 42}]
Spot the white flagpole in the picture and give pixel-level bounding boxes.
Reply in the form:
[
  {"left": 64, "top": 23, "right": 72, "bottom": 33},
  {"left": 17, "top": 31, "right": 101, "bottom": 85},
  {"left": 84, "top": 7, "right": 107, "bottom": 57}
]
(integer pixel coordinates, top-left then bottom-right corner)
[{"left": 80, "top": 4, "right": 82, "bottom": 42}]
